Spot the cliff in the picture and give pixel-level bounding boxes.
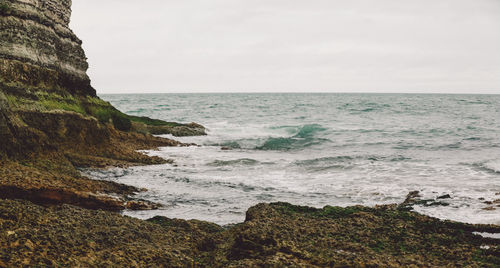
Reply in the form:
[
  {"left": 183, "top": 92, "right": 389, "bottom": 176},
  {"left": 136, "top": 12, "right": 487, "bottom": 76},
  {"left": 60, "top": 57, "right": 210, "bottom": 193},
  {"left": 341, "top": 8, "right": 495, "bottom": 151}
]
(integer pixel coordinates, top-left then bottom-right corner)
[
  {"left": 0, "top": 0, "right": 202, "bottom": 210},
  {"left": 0, "top": 0, "right": 204, "bottom": 157},
  {"left": 0, "top": 0, "right": 94, "bottom": 97}
]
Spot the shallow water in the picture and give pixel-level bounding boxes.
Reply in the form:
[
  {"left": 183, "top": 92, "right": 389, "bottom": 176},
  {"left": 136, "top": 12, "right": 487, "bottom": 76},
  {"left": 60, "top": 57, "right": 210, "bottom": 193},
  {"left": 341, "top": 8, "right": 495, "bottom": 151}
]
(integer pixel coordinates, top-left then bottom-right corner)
[{"left": 86, "top": 93, "right": 500, "bottom": 225}]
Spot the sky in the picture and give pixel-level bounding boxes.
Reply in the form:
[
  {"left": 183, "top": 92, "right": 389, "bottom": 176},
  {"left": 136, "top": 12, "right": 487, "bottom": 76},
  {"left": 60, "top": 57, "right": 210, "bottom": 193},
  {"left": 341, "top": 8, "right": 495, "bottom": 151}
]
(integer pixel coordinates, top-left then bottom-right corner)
[{"left": 70, "top": 0, "right": 500, "bottom": 94}]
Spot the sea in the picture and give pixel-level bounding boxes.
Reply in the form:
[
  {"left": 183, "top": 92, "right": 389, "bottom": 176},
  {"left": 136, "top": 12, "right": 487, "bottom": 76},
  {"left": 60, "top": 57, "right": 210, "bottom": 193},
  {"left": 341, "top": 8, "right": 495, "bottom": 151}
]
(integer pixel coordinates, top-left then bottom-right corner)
[{"left": 84, "top": 93, "right": 500, "bottom": 225}]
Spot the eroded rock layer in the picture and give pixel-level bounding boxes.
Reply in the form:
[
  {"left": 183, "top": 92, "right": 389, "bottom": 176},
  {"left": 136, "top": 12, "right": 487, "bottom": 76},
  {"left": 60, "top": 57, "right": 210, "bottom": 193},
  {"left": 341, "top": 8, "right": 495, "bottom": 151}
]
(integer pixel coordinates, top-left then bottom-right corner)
[{"left": 0, "top": 0, "right": 94, "bottom": 96}]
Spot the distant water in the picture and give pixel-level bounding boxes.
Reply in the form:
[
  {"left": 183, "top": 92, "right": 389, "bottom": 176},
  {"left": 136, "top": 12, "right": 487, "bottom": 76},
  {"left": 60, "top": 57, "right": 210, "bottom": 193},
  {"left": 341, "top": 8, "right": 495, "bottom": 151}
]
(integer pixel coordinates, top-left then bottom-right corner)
[{"left": 86, "top": 93, "right": 500, "bottom": 225}]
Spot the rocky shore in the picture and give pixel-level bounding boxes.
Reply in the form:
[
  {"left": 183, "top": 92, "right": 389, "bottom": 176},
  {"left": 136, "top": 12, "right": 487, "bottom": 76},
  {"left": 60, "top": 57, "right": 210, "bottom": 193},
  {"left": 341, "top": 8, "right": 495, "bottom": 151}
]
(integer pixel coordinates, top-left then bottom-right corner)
[
  {"left": 0, "top": 0, "right": 204, "bottom": 211},
  {"left": 1, "top": 198, "right": 499, "bottom": 267},
  {"left": 0, "top": 0, "right": 498, "bottom": 267}
]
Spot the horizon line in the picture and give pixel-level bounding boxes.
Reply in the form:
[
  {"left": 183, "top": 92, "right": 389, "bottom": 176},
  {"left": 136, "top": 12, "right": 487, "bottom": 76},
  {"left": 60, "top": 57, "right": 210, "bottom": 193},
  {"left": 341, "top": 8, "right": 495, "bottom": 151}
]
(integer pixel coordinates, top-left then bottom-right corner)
[{"left": 97, "top": 91, "right": 500, "bottom": 95}]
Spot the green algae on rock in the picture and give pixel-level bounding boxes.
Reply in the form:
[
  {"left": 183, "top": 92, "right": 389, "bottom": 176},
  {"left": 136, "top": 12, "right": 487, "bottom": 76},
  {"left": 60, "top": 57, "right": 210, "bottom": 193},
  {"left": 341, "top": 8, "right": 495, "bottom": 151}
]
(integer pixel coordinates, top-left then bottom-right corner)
[{"left": 0, "top": 199, "right": 498, "bottom": 267}]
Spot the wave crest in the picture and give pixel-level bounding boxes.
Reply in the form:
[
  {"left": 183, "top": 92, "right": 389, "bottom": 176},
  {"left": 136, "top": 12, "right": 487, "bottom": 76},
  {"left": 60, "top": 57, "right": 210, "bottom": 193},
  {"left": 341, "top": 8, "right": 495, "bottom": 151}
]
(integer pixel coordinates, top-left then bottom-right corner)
[
  {"left": 256, "top": 124, "right": 329, "bottom": 151},
  {"left": 208, "top": 158, "right": 260, "bottom": 167},
  {"left": 476, "top": 160, "right": 500, "bottom": 174}
]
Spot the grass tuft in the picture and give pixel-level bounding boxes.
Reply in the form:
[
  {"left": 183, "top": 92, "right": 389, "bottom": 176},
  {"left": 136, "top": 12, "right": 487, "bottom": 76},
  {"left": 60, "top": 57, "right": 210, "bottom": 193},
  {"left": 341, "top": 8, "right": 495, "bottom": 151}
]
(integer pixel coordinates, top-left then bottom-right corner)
[
  {"left": 87, "top": 105, "right": 132, "bottom": 131},
  {"left": 40, "top": 98, "right": 86, "bottom": 114}
]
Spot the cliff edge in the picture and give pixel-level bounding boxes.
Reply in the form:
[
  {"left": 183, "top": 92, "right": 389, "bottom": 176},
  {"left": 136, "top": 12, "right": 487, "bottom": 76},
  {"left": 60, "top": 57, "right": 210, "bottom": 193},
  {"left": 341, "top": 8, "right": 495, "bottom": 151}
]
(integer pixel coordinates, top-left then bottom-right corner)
[
  {"left": 0, "top": 0, "right": 94, "bottom": 97},
  {"left": 0, "top": 0, "right": 203, "bottom": 210}
]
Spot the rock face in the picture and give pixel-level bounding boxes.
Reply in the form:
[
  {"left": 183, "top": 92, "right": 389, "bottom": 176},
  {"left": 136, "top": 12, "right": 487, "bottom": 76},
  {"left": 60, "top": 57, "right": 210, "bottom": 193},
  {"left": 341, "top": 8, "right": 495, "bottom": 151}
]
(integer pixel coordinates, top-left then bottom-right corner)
[
  {"left": 0, "top": 0, "right": 94, "bottom": 96},
  {"left": 0, "top": 0, "right": 199, "bottom": 210},
  {"left": 0, "top": 0, "right": 206, "bottom": 151}
]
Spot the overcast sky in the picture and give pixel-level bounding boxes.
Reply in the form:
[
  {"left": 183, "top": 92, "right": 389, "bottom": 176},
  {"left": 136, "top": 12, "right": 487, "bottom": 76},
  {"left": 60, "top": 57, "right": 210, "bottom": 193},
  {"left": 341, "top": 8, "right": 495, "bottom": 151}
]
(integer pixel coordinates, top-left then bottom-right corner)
[{"left": 70, "top": 0, "right": 500, "bottom": 94}]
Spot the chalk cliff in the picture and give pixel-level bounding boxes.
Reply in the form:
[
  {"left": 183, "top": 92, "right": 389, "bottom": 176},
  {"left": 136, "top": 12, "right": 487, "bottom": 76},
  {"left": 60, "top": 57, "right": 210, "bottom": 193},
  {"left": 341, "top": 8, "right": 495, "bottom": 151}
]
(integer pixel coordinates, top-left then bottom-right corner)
[
  {"left": 0, "top": 0, "right": 202, "bottom": 210},
  {"left": 0, "top": 0, "right": 94, "bottom": 97},
  {"left": 0, "top": 0, "right": 204, "bottom": 154}
]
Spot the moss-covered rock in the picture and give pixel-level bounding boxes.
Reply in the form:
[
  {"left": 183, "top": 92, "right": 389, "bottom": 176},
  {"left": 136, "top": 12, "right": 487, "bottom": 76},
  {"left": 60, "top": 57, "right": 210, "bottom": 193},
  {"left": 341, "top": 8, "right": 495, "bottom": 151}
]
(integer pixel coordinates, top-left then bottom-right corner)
[{"left": 0, "top": 200, "right": 498, "bottom": 267}]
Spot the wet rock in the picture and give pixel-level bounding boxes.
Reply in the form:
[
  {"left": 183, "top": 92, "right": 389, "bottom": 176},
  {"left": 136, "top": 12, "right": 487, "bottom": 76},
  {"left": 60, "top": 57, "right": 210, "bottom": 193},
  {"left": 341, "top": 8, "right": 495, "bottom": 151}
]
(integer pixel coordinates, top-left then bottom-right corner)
[
  {"left": 423, "top": 201, "right": 450, "bottom": 207},
  {"left": 1, "top": 199, "right": 499, "bottom": 267},
  {"left": 0, "top": 107, "right": 190, "bottom": 211},
  {"left": 130, "top": 120, "right": 207, "bottom": 137},
  {"left": 0, "top": 199, "right": 196, "bottom": 267},
  {"left": 202, "top": 202, "right": 500, "bottom": 266},
  {"left": 400, "top": 190, "right": 421, "bottom": 206},
  {"left": 437, "top": 194, "right": 451, "bottom": 199},
  {"left": 125, "top": 200, "right": 162, "bottom": 210},
  {"left": 400, "top": 192, "right": 450, "bottom": 208}
]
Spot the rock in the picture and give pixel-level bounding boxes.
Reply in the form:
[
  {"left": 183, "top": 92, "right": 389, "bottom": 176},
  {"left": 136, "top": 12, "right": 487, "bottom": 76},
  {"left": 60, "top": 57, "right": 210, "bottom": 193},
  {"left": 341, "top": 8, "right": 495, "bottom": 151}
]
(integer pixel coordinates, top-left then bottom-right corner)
[
  {"left": 0, "top": 0, "right": 193, "bottom": 212},
  {"left": 482, "top": 207, "right": 496, "bottom": 211},
  {"left": 147, "top": 124, "right": 207, "bottom": 137},
  {"left": 399, "top": 192, "right": 452, "bottom": 209},
  {"left": 401, "top": 191, "right": 421, "bottom": 206},
  {"left": 1, "top": 199, "right": 499, "bottom": 267},
  {"left": 130, "top": 119, "right": 207, "bottom": 137},
  {"left": 24, "top": 239, "right": 35, "bottom": 251},
  {"left": 0, "top": 199, "right": 196, "bottom": 267},
  {"left": 0, "top": 0, "right": 95, "bottom": 96},
  {"left": 125, "top": 200, "right": 162, "bottom": 210}
]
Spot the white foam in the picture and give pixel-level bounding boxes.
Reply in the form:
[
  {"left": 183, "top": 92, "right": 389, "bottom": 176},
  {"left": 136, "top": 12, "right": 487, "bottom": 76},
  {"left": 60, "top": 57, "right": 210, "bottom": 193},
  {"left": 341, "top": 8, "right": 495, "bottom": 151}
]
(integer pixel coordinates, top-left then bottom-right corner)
[
  {"left": 473, "top": 232, "right": 500, "bottom": 239},
  {"left": 482, "top": 159, "right": 500, "bottom": 173},
  {"left": 95, "top": 94, "right": 500, "bottom": 225}
]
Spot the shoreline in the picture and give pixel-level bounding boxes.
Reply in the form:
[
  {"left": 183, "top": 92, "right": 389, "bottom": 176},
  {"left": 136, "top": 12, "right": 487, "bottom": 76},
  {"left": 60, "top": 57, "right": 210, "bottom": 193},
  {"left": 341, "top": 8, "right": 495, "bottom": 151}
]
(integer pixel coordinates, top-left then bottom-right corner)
[
  {"left": 94, "top": 141, "right": 500, "bottom": 226},
  {"left": 1, "top": 193, "right": 499, "bottom": 267},
  {"left": 0, "top": 1, "right": 498, "bottom": 265},
  {"left": 1, "top": 128, "right": 498, "bottom": 266}
]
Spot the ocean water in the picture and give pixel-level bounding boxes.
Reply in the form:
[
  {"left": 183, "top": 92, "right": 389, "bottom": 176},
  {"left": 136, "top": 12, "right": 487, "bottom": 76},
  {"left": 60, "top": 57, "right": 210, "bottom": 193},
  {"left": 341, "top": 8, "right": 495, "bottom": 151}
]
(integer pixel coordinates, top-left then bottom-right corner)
[{"left": 86, "top": 93, "right": 500, "bottom": 225}]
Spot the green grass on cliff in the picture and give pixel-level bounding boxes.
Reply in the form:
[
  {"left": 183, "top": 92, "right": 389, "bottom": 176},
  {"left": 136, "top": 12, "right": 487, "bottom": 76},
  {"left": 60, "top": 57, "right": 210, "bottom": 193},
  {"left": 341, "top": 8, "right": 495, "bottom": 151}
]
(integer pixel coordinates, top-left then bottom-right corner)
[
  {"left": 87, "top": 105, "right": 131, "bottom": 131},
  {"left": 40, "top": 98, "right": 86, "bottom": 114},
  {"left": 38, "top": 93, "right": 88, "bottom": 114},
  {"left": 5, "top": 92, "right": 132, "bottom": 131},
  {"left": 36, "top": 93, "right": 133, "bottom": 131},
  {"left": 5, "top": 94, "right": 21, "bottom": 107},
  {"left": 3, "top": 92, "right": 185, "bottom": 132}
]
